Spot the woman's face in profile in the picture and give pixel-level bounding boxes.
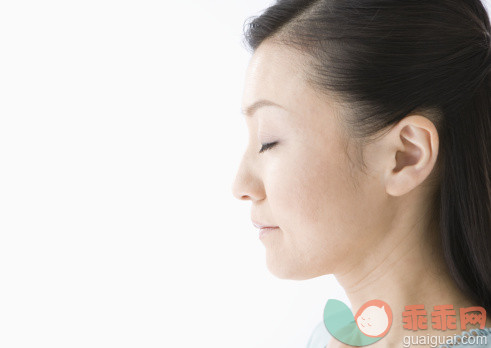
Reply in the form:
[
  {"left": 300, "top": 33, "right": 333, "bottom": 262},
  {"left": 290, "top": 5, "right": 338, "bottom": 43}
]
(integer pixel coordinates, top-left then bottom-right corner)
[{"left": 233, "top": 40, "right": 390, "bottom": 280}]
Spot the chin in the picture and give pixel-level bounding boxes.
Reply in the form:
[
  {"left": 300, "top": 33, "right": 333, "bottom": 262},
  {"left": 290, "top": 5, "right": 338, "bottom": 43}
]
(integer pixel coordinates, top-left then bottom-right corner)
[{"left": 266, "top": 257, "right": 324, "bottom": 280}]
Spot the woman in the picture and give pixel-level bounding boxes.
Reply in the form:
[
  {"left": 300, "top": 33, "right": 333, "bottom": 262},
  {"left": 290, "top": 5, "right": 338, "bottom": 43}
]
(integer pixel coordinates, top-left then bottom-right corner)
[{"left": 232, "top": 0, "right": 491, "bottom": 347}]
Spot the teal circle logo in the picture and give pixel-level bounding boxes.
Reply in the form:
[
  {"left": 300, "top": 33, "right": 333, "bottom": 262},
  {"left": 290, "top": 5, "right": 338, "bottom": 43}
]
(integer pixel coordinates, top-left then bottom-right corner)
[{"left": 323, "top": 299, "right": 393, "bottom": 346}]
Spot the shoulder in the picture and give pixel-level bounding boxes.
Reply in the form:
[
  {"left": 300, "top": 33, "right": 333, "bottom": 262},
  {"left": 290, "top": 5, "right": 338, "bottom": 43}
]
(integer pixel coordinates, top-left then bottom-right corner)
[{"left": 306, "top": 321, "right": 331, "bottom": 348}]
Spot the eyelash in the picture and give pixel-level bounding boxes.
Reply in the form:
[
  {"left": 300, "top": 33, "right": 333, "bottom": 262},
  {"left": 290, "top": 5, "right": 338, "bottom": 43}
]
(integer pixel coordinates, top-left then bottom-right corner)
[{"left": 259, "top": 141, "right": 278, "bottom": 153}]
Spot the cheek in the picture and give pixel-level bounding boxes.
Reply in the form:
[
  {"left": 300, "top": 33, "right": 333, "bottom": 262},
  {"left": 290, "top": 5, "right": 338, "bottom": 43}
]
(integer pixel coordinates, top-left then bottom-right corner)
[
  {"left": 265, "top": 140, "right": 384, "bottom": 269},
  {"left": 267, "top": 144, "right": 360, "bottom": 238}
]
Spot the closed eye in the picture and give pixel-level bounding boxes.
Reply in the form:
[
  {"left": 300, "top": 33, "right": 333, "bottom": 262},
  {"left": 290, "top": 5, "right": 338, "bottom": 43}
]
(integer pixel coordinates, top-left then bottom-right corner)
[{"left": 259, "top": 141, "right": 278, "bottom": 153}]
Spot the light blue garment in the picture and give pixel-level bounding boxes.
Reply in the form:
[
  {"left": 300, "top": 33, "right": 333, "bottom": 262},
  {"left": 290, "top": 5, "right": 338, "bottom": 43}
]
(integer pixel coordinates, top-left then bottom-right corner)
[
  {"left": 306, "top": 321, "right": 491, "bottom": 348},
  {"left": 306, "top": 321, "right": 331, "bottom": 348}
]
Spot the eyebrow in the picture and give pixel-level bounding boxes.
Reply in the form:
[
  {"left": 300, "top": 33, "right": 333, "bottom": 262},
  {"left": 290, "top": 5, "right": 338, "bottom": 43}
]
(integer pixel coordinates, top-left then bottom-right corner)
[{"left": 241, "top": 99, "right": 285, "bottom": 117}]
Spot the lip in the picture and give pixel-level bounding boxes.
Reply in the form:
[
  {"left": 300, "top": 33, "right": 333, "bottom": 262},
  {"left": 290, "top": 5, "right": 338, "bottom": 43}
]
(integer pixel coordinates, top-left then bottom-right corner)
[
  {"left": 257, "top": 226, "right": 279, "bottom": 239},
  {"left": 252, "top": 220, "right": 279, "bottom": 239},
  {"left": 252, "top": 220, "right": 278, "bottom": 229}
]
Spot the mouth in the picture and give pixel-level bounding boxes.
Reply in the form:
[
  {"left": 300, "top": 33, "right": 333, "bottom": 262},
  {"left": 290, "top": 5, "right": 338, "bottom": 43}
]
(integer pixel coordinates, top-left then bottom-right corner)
[
  {"left": 252, "top": 221, "right": 279, "bottom": 229},
  {"left": 259, "top": 227, "right": 279, "bottom": 239},
  {"left": 251, "top": 220, "right": 280, "bottom": 239}
]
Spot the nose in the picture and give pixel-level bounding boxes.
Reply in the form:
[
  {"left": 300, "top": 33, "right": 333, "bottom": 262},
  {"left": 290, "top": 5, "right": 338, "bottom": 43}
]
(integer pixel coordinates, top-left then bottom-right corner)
[{"left": 231, "top": 155, "right": 265, "bottom": 202}]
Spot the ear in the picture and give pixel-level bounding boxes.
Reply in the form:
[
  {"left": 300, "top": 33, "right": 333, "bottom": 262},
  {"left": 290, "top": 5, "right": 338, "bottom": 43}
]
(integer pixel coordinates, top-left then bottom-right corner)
[{"left": 383, "top": 115, "right": 439, "bottom": 197}]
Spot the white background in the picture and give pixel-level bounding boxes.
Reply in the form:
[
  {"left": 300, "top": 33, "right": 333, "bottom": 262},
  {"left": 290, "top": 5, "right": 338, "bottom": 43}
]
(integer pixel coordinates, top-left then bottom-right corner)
[{"left": 0, "top": 1, "right": 488, "bottom": 348}]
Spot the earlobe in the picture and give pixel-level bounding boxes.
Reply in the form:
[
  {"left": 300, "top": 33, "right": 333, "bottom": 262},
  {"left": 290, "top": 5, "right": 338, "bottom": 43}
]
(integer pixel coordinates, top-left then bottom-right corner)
[{"left": 385, "top": 116, "right": 439, "bottom": 197}]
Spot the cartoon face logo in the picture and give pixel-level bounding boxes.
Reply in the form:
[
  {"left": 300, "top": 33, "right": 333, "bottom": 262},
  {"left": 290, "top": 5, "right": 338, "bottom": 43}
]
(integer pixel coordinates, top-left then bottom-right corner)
[
  {"left": 354, "top": 299, "right": 393, "bottom": 338},
  {"left": 355, "top": 305, "right": 389, "bottom": 337},
  {"left": 324, "top": 298, "right": 393, "bottom": 346}
]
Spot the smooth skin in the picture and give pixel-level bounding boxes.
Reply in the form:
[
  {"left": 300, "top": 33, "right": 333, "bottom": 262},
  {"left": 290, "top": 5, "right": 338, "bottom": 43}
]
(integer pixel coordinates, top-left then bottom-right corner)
[{"left": 232, "top": 39, "right": 490, "bottom": 347}]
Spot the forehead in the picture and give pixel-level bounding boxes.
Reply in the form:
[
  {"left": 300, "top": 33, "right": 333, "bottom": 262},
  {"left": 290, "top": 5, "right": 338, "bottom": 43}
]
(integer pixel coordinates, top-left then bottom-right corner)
[{"left": 242, "top": 40, "right": 308, "bottom": 111}]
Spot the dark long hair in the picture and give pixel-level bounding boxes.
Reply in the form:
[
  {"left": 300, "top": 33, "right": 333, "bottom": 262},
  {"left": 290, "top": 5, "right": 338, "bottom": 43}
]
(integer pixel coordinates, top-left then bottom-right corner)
[{"left": 244, "top": 0, "right": 491, "bottom": 312}]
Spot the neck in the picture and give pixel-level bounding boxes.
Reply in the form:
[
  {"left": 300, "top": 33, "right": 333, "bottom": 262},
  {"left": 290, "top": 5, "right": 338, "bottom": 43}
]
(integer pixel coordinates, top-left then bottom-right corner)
[{"left": 334, "top": 212, "right": 481, "bottom": 346}]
